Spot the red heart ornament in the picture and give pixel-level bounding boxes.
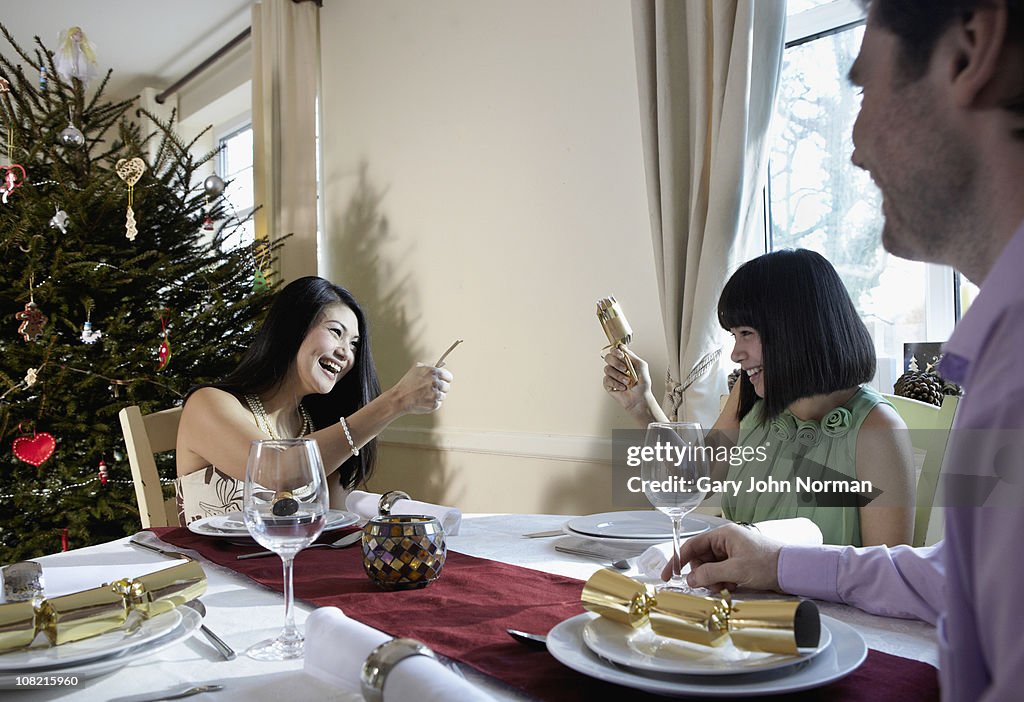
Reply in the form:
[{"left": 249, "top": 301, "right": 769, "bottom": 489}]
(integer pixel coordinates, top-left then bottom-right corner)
[{"left": 13, "top": 432, "right": 56, "bottom": 467}]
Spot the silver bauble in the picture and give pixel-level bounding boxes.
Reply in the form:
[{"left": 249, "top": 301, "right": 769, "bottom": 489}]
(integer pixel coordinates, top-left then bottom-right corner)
[
  {"left": 203, "top": 174, "right": 226, "bottom": 197},
  {"left": 59, "top": 123, "right": 85, "bottom": 148}
]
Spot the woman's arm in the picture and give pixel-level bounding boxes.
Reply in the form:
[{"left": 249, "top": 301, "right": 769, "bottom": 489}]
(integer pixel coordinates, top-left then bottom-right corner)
[
  {"left": 706, "top": 379, "right": 742, "bottom": 482},
  {"left": 177, "top": 364, "right": 452, "bottom": 481},
  {"left": 603, "top": 347, "right": 669, "bottom": 426},
  {"left": 855, "top": 403, "right": 915, "bottom": 546}
]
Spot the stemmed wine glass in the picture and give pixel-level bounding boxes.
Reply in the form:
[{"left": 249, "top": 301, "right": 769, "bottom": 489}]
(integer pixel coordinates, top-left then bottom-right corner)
[
  {"left": 641, "top": 422, "right": 710, "bottom": 592},
  {"left": 243, "top": 438, "right": 328, "bottom": 660}
]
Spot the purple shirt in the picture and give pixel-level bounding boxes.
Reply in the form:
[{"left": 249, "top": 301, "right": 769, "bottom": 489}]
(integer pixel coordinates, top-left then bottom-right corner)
[{"left": 778, "top": 219, "right": 1024, "bottom": 701}]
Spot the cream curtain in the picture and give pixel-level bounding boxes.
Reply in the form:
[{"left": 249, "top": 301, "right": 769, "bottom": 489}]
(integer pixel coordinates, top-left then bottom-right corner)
[
  {"left": 252, "top": 0, "right": 321, "bottom": 283},
  {"left": 631, "top": 0, "right": 785, "bottom": 425}
]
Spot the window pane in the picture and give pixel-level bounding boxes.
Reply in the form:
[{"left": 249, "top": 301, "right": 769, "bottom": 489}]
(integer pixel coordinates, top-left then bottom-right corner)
[
  {"left": 216, "top": 125, "right": 255, "bottom": 249},
  {"left": 768, "top": 24, "right": 929, "bottom": 392}
]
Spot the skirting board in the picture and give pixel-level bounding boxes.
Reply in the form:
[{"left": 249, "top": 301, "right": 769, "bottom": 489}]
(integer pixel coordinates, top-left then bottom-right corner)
[{"left": 378, "top": 426, "right": 613, "bottom": 464}]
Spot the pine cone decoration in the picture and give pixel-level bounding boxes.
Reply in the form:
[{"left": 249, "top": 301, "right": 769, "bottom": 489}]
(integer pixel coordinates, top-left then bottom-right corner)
[{"left": 894, "top": 370, "right": 944, "bottom": 406}]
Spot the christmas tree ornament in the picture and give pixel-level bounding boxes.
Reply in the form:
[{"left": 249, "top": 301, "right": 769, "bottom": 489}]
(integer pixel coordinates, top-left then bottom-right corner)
[
  {"left": 55, "top": 27, "right": 99, "bottom": 85},
  {"left": 24, "top": 368, "right": 38, "bottom": 387},
  {"left": 115, "top": 157, "right": 146, "bottom": 241},
  {"left": 49, "top": 206, "right": 69, "bottom": 234},
  {"left": 80, "top": 306, "right": 101, "bottom": 344},
  {"left": 15, "top": 300, "right": 48, "bottom": 342},
  {"left": 1, "top": 163, "right": 26, "bottom": 204},
  {"left": 38, "top": 64, "right": 46, "bottom": 90},
  {"left": 61, "top": 528, "right": 69, "bottom": 552},
  {"left": 12, "top": 426, "right": 57, "bottom": 467},
  {"left": 203, "top": 174, "right": 226, "bottom": 197},
  {"left": 201, "top": 211, "right": 215, "bottom": 232},
  {"left": 0, "top": 76, "right": 9, "bottom": 92},
  {"left": 58, "top": 122, "right": 85, "bottom": 148},
  {"left": 97, "top": 459, "right": 108, "bottom": 486},
  {"left": 156, "top": 308, "right": 172, "bottom": 371}
]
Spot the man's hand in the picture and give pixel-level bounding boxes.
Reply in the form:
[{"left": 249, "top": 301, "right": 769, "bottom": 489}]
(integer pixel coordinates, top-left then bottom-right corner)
[{"left": 662, "top": 524, "right": 784, "bottom": 592}]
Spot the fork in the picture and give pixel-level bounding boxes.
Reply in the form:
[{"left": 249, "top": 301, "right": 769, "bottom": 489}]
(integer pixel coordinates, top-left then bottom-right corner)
[{"left": 236, "top": 530, "right": 363, "bottom": 560}]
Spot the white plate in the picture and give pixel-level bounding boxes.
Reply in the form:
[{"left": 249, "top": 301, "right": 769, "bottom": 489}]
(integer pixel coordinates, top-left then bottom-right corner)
[
  {"left": 0, "top": 608, "right": 182, "bottom": 672},
  {"left": 188, "top": 509, "right": 359, "bottom": 538},
  {"left": 0, "top": 606, "right": 201, "bottom": 688},
  {"left": 582, "top": 613, "right": 832, "bottom": 675},
  {"left": 565, "top": 513, "right": 708, "bottom": 548},
  {"left": 548, "top": 613, "right": 867, "bottom": 697}
]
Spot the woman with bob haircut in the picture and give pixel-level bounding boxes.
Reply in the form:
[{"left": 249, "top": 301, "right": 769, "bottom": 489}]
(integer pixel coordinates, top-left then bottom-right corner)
[
  {"left": 603, "top": 249, "right": 914, "bottom": 547},
  {"left": 175, "top": 276, "right": 453, "bottom": 525}
]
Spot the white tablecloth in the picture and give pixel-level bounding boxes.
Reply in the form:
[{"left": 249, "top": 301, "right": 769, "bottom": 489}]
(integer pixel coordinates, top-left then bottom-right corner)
[{"left": 4, "top": 514, "right": 937, "bottom": 701}]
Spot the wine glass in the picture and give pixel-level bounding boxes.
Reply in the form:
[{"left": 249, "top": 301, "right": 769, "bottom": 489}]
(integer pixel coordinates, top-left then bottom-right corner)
[
  {"left": 243, "top": 438, "right": 328, "bottom": 660},
  {"left": 641, "top": 422, "right": 710, "bottom": 592}
]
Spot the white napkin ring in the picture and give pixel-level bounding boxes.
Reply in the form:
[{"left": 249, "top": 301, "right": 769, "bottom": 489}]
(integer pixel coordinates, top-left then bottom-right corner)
[
  {"left": 360, "top": 637, "right": 437, "bottom": 702},
  {"left": 378, "top": 490, "right": 411, "bottom": 516}
]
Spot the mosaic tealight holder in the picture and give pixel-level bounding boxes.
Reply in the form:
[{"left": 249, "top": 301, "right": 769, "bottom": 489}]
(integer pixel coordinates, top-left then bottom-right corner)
[{"left": 361, "top": 515, "right": 446, "bottom": 591}]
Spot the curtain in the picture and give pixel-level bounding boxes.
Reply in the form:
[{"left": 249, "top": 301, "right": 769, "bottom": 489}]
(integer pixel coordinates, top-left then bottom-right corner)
[
  {"left": 252, "top": 0, "right": 321, "bottom": 283},
  {"left": 631, "top": 0, "right": 785, "bottom": 425}
]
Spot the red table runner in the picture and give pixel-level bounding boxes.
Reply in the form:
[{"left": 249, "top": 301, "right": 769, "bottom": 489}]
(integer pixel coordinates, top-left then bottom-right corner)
[{"left": 154, "top": 527, "right": 939, "bottom": 701}]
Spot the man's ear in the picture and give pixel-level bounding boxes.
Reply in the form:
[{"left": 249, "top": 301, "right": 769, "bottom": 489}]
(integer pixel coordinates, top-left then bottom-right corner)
[{"left": 948, "top": 5, "right": 1009, "bottom": 108}]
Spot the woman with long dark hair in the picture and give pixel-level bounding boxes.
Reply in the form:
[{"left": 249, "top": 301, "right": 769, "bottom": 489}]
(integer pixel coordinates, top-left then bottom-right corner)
[
  {"left": 175, "top": 276, "right": 452, "bottom": 525},
  {"left": 603, "top": 250, "right": 914, "bottom": 546}
]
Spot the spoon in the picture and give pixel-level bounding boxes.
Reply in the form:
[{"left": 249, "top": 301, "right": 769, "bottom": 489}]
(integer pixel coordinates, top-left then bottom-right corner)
[
  {"left": 182, "top": 600, "right": 236, "bottom": 660},
  {"left": 236, "top": 530, "right": 363, "bottom": 560},
  {"left": 553, "top": 545, "right": 631, "bottom": 570}
]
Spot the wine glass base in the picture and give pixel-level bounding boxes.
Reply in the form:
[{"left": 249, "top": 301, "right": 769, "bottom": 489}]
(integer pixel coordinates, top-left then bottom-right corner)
[{"left": 246, "top": 635, "right": 305, "bottom": 661}]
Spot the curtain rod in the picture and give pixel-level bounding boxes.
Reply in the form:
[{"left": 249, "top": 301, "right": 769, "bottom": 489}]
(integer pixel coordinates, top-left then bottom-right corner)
[{"left": 155, "top": 27, "right": 251, "bottom": 104}]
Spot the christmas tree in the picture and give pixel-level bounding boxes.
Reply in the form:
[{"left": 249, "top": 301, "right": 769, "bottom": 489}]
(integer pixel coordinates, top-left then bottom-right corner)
[{"left": 0, "top": 25, "right": 278, "bottom": 562}]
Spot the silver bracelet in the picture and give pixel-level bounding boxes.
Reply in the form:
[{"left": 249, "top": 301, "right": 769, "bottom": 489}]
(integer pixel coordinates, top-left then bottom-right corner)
[
  {"left": 339, "top": 416, "right": 360, "bottom": 456},
  {"left": 360, "top": 637, "right": 437, "bottom": 702}
]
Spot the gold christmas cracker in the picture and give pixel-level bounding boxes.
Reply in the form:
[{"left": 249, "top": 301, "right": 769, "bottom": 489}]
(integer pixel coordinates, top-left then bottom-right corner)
[
  {"left": 0, "top": 560, "right": 206, "bottom": 652},
  {"left": 596, "top": 296, "right": 637, "bottom": 386},
  {"left": 581, "top": 569, "right": 819, "bottom": 654}
]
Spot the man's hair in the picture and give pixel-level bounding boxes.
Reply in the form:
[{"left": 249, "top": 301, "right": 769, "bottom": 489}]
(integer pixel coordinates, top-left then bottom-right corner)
[
  {"left": 717, "top": 249, "right": 876, "bottom": 423},
  {"left": 865, "top": 0, "right": 1024, "bottom": 133}
]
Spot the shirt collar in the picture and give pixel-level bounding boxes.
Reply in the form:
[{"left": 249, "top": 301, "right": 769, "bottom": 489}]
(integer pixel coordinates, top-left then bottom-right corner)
[{"left": 940, "top": 219, "right": 1024, "bottom": 384}]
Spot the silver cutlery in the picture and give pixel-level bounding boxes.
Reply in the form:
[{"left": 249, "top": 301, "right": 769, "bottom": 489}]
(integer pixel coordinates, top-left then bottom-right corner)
[
  {"left": 182, "top": 600, "right": 236, "bottom": 660},
  {"left": 506, "top": 628, "right": 548, "bottom": 650},
  {"left": 521, "top": 529, "right": 564, "bottom": 538},
  {"left": 554, "top": 545, "right": 630, "bottom": 570},
  {"left": 129, "top": 539, "right": 189, "bottom": 559},
  {"left": 115, "top": 683, "right": 224, "bottom": 702},
  {"left": 236, "top": 530, "right": 363, "bottom": 560}
]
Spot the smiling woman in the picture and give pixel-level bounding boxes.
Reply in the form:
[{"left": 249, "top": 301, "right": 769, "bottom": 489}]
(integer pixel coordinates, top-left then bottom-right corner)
[{"left": 174, "top": 276, "right": 453, "bottom": 525}]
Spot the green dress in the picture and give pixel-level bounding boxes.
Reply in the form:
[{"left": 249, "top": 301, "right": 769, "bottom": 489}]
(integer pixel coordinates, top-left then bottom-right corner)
[{"left": 721, "top": 385, "right": 891, "bottom": 546}]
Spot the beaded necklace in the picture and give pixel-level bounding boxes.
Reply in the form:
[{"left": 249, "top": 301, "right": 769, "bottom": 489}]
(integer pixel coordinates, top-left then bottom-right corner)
[{"left": 244, "top": 394, "right": 313, "bottom": 440}]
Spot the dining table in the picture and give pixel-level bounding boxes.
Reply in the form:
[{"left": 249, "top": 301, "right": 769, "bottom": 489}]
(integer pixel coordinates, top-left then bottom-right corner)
[{"left": 3, "top": 513, "right": 939, "bottom": 701}]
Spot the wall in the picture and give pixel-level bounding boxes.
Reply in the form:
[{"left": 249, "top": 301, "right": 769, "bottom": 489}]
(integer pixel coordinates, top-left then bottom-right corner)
[{"left": 319, "top": 0, "right": 667, "bottom": 513}]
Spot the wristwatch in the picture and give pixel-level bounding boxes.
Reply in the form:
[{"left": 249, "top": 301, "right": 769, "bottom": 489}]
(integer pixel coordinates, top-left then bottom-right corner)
[{"left": 360, "top": 637, "right": 437, "bottom": 702}]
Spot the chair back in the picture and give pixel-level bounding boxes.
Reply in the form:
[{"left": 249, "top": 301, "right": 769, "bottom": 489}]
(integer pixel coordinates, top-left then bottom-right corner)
[
  {"left": 882, "top": 394, "right": 959, "bottom": 547},
  {"left": 118, "top": 405, "right": 182, "bottom": 528}
]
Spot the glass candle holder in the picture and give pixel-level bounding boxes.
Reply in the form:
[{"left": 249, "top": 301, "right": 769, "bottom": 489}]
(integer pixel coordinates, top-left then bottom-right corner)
[{"left": 361, "top": 515, "right": 446, "bottom": 591}]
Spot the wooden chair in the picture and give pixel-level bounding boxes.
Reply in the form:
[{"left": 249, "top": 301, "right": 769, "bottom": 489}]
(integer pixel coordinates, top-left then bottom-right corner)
[
  {"left": 118, "top": 405, "right": 182, "bottom": 528},
  {"left": 882, "top": 394, "right": 959, "bottom": 547}
]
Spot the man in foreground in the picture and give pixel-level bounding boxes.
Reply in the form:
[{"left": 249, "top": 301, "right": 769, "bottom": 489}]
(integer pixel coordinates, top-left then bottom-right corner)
[{"left": 669, "top": 2, "right": 1024, "bottom": 699}]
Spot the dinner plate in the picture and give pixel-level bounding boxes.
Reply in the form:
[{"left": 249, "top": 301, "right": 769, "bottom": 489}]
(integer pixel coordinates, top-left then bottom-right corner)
[
  {"left": 0, "top": 605, "right": 201, "bottom": 688},
  {"left": 582, "top": 613, "right": 833, "bottom": 675},
  {"left": 548, "top": 613, "right": 867, "bottom": 697},
  {"left": 187, "top": 509, "right": 359, "bottom": 538},
  {"left": 566, "top": 511, "right": 709, "bottom": 540},
  {"left": 0, "top": 608, "right": 182, "bottom": 672}
]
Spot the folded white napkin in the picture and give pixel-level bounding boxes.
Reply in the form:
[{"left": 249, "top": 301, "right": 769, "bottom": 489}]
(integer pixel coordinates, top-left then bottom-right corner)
[
  {"left": 304, "top": 606, "right": 493, "bottom": 701},
  {"left": 345, "top": 490, "right": 461, "bottom": 536},
  {"left": 636, "top": 518, "right": 824, "bottom": 579}
]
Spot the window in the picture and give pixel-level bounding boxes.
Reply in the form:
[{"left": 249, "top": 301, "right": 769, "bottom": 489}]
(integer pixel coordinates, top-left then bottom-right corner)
[
  {"left": 215, "top": 123, "right": 255, "bottom": 250},
  {"left": 766, "top": 0, "right": 967, "bottom": 392}
]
